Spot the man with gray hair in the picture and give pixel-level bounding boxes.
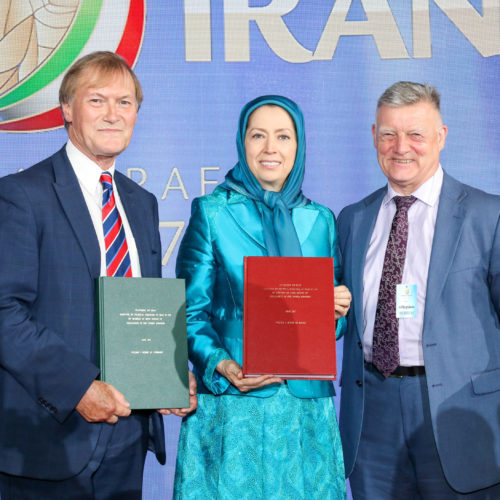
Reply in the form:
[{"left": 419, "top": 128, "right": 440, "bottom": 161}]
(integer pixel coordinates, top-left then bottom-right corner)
[{"left": 338, "top": 81, "right": 500, "bottom": 498}]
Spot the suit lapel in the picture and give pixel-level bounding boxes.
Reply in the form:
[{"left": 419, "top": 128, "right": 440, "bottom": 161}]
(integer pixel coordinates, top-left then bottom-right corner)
[
  {"left": 352, "top": 188, "right": 386, "bottom": 342},
  {"left": 52, "top": 147, "right": 101, "bottom": 278},
  {"left": 115, "top": 172, "right": 153, "bottom": 277},
  {"left": 423, "top": 173, "right": 466, "bottom": 332},
  {"left": 292, "top": 208, "right": 319, "bottom": 245},
  {"left": 225, "top": 196, "right": 267, "bottom": 250}
]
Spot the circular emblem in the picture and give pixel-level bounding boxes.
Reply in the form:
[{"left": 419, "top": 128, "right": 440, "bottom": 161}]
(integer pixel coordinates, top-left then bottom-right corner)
[{"left": 0, "top": 0, "right": 145, "bottom": 133}]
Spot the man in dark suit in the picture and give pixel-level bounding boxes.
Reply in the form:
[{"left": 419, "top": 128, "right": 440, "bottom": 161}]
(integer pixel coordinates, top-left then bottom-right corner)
[
  {"left": 0, "top": 51, "right": 196, "bottom": 499},
  {"left": 338, "top": 81, "right": 500, "bottom": 498}
]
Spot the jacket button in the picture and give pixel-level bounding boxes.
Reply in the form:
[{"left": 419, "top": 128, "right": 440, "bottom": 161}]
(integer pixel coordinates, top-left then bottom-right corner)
[{"left": 356, "top": 380, "right": 363, "bottom": 387}]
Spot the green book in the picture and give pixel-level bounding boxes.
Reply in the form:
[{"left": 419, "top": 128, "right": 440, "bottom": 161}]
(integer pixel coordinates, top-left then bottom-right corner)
[{"left": 96, "top": 277, "right": 189, "bottom": 410}]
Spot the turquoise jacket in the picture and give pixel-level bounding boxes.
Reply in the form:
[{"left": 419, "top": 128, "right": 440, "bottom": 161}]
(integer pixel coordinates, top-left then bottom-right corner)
[{"left": 176, "top": 186, "right": 345, "bottom": 398}]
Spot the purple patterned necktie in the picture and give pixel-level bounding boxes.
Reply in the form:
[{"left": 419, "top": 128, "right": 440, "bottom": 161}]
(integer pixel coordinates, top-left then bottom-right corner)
[{"left": 372, "top": 195, "right": 416, "bottom": 377}]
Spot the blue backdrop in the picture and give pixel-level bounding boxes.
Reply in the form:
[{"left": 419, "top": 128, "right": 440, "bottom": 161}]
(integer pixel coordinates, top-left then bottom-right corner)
[{"left": 1, "top": 1, "right": 499, "bottom": 498}]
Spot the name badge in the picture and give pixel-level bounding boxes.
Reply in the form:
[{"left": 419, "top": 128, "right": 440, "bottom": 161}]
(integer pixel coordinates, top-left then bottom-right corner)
[{"left": 396, "top": 284, "right": 417, "bottom": 319}]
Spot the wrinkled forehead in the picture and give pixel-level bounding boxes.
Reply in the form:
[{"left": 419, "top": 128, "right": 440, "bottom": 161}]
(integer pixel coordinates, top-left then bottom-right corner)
[{"left": 375, "top": 101, "right": 442, "bottom": 128}]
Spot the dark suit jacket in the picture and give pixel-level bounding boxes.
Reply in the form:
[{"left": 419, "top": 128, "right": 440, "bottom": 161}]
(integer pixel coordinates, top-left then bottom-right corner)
[
  {"left": 0, "top": 147, "right": 165, "bottom": 480},
  {"left": 338, "top": 172, "right": 500, "bottom": 493}
]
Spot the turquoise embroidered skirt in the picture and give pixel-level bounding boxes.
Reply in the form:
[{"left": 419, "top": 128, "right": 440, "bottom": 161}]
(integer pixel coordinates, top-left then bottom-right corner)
[{"left": 173, "top": 383, "right": 346, "bottom": 499}]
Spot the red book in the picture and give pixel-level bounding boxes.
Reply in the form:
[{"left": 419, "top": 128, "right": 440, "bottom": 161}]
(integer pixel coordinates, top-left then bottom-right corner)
[{"left": 243, "top": 256, "right": 336, "bottom": 379}]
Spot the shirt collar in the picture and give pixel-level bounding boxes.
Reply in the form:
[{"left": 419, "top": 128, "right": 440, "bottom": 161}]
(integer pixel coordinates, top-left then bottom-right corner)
[
  {"left": 66, "top": 140, "right": 116, "bottom": 196},
  {"left": 383, "top": 165, "right": 443, "bottom": 208}
]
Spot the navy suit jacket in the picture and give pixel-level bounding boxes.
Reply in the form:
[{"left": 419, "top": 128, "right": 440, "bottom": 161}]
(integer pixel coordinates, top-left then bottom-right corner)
[
  {"left": 0, "top": 147, "right": 165, "bottom": 480},
  {"left": 338, "top": 172, "right": 500, "bottom": 493}
]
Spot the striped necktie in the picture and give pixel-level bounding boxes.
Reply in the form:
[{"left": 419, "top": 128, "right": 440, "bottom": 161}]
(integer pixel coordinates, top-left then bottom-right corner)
[{"left": 100, "top": 172, "right": 132, "bottom": 277}]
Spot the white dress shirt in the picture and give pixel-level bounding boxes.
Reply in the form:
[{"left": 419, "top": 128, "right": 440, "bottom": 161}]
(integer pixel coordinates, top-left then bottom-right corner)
[
  {"left": 363, "top": 166, "right": 443, "bottom": 366},
  {"left": 66, "top": 140, "right": 141, "bottom": 277}
]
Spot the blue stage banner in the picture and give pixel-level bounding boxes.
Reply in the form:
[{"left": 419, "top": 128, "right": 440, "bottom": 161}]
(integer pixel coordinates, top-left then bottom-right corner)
[{"left": 1, "top": 2, "right": 499, "bottom": 498}]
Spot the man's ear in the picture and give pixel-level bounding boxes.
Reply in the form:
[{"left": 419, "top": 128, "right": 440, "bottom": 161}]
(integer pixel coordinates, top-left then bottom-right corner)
[
  {"left": 438, "top": 124, "right": 448, "bottom": 151},
  {"left": 61, "top": 102, "right": 72, "bottom": 125}
]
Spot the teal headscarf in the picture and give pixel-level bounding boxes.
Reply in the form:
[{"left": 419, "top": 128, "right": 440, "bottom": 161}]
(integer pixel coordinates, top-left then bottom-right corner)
[{"left": 220, "top": 95, "right": 308, "bottom": 256}]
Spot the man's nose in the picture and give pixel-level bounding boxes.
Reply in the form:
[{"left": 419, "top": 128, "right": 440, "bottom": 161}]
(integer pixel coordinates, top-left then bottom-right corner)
[
  {"left": 394, "top": 134, "right": 410, "bottom": 153},
  {"left": 104, "top": 102, "right": 118, "bottom": 121}
]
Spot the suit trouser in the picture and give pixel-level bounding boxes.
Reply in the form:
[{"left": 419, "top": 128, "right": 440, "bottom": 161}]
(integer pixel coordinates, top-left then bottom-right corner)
[
  {"left": 350, "top": 367, "right": 500, "bottom": 500},
  {"left": 0, "top": 413, "right": 149, "bottom": 500}
]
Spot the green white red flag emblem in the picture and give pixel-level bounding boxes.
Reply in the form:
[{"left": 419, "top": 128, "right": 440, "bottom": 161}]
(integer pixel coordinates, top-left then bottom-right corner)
[{"left": 0, "top": 0, "right": 145, "bottom": 133}]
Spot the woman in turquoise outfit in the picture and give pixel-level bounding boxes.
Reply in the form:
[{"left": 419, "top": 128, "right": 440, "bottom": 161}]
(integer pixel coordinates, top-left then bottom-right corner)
[{"left": 173, "top": 95, "right": 351, "bottom": 499}]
